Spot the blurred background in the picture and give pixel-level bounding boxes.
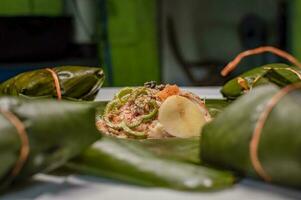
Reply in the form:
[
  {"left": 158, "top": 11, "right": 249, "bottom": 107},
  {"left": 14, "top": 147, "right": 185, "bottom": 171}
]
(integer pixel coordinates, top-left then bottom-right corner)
[{"left": 0, "top": 0, "right": 299, "bottom": 86}]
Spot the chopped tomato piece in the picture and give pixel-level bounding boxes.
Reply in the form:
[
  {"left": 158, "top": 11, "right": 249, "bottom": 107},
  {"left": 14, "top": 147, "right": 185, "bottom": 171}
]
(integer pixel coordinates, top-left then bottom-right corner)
[{"left": 156, "top": 84, "right": 180, "bottom": 101}]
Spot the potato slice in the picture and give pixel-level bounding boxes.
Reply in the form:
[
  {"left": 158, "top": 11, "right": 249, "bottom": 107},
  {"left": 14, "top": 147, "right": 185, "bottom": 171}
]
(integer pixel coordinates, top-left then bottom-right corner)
[{"left": 158, "top": 95, "right": 207, "bottom": 138}]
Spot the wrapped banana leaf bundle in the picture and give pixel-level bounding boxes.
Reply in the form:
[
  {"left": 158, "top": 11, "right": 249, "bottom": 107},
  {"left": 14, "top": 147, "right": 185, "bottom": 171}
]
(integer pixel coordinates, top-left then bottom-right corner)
[
  {"left": 0, "top": 97, "right": 100, "bottom": 190},
  {"left": 221, "top": 63, "right": 301, "bottom": 99},
  {"left": 0, "top": 66, "right": 104, "bottom": 100},
  {"left": 202, "top": 84, "right": 301, "bottom": 188},
  {"left": 220, "top": 46, "right": 301, "bottom": 100},
  {"left": 66, "top": 136, "right": 235, "bottom": 191}
]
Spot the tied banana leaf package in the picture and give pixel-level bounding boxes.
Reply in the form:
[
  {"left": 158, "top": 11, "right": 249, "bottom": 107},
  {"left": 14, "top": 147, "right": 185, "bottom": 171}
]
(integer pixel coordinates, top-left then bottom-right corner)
[
  {"left": 0, "top": 66, "right": 105, "bottom": 100},
  {"left": 202, "top": 84, "right": 301, "bottom": 188},
  {"left": 0, "top": 97, "right": 100, "bottom": 190},
  {"left": 64, "top": 84, "right": 235, "bottom": 191},
  {"left": 221, "top": 64, "right": 301, "bottom": 100}
]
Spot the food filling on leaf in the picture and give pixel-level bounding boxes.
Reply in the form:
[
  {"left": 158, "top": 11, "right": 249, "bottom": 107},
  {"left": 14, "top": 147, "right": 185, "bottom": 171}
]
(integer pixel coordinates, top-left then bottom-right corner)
[{"left": 96, "top": 82, "right": 211, "bottom": 139}]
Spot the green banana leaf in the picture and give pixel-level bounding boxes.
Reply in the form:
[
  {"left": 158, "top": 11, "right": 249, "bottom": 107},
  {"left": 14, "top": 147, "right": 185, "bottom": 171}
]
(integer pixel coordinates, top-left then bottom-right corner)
[
  {"left": 94, "top": 99, "right": 230, "bottom": 164},
  {"left": 221, "top": 63, "right": 301, "bottom": 100},
  {"left": 0, "top": 97, "right": 100, "bottom": 190},
  {"left": 0, "top": 66, "right": 105, "bottom": 100},
  {"left": 129, "top": 137, "right": 200, "bottom": 164},
  {"left": 65, "top": 136, "right": 235, "bottom": 191},
  {"left": 202, "top": 84, "right": 301, "bottom": 188},
  {"left": 205, "top": 99, "right": 230, "bottom": 118},
  {"left": 262, "top": 68, "right": 296, "bottom": 87},
  {"left": 60, "top": 97, "right": 234, "bottom": 191}
]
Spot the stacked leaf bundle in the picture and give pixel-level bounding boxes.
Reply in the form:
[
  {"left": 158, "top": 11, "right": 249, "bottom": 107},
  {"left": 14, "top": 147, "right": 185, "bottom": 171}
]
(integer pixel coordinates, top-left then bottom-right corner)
[
  {"left": 0, "top": 97, "right": 100, "bottom": 191},
  {"left": 202, "top": 84, "right": 301, "bottom": 188},
  {"left": 0, "top": 66, "right": 105, "bottom": 100}
]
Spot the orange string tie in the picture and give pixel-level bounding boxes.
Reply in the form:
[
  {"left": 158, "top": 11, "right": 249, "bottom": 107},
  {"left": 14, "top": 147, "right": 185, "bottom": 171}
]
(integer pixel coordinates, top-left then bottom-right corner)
[
  {"left": 221, "top": 46, "right": 301, "bottom": 77},
  {"left": 249, "top": 82, "right": 301, "bottom": 182},
  {"left": 0, "top": 109, "right": 30, "bottom": 177},
  {"left": 45, "top": 68, "right": 62, "bottom": 100}
]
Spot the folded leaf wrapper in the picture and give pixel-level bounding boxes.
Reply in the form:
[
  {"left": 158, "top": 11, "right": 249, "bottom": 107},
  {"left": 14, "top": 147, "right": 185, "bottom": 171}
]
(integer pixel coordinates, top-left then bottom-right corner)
[
  {"left": 202, "top": 84, "right": 301, "bottom": 188},
  {"left": 0, "top": 97, "right": 100, "bottom": 190},
  {"left": 221, "top": 64, "right": 301, "bottom": 99},
  {"left": 66, "top": 136, "right": 235, "bottom": 191},
  {"left": 93, "top": 99, "right": 229, "bottom": 164},
  {"left": 0, "top": 66, "right": 105, "bottom": 100}
]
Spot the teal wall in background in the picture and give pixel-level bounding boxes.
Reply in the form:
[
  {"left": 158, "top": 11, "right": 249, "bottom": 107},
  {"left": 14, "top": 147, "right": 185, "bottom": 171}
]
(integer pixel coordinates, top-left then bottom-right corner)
[{"left": 0, "top": 0, "right": 63, "bottom": 16}]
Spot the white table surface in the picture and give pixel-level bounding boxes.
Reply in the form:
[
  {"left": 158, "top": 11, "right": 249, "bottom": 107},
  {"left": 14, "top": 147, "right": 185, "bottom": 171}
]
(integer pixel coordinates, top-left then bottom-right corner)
[{"left": 1, "top": 87, "right": 301, "bottom": 200}]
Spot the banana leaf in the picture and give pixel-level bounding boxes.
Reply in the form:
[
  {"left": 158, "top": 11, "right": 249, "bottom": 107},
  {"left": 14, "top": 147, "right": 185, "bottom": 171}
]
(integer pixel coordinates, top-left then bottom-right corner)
[
  {"left": 0, "top": 97, "right": 100, "bottom": 190},
  {"left": 95, "top": 99, "right": 200, "bottom": 163},
  {"left": 129, "top": 137, "right": 200, "bottom": 164},
  {"left": 65, "top": 136, "right": 235, "bottom": 191},
  {"left": 61, "top": 98, "right": 234, "bottom": 190},
  {"left": 221, "top": 63, "right": 301, "bottom": 99},
  {"left": 0, "top": 66, "right": 105, "bottom": 100},
  {"left": 205, "top": 99, "right": 230, "bottom": 118},
  {"left": 202, "top": 84, "right": 301, "bottom": 188},
  {"left": 94, "top": 99, "right": 230, "bottom": 164}
]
